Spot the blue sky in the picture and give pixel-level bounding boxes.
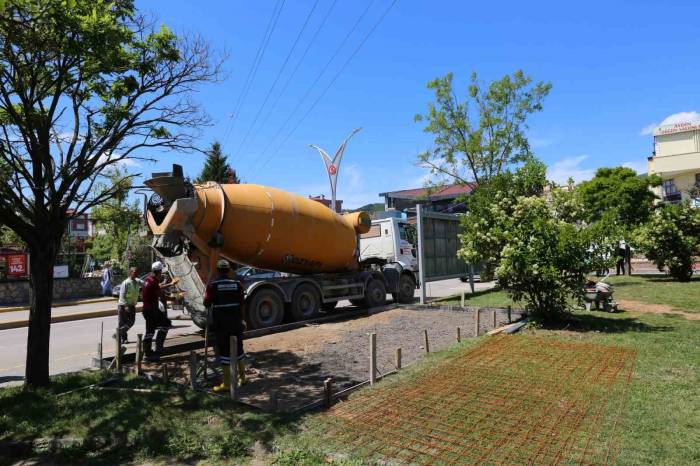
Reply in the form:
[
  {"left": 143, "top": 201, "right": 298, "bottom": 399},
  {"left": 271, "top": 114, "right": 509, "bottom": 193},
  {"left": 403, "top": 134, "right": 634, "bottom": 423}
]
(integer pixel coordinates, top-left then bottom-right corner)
[{"left": 135, "top": 0, "right": 700, "bottom": 208}]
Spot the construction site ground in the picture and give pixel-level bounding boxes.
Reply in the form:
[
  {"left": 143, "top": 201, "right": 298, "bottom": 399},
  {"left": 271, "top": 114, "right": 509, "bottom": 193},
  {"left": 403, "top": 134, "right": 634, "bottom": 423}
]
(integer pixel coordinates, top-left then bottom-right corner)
[{"left": 134, "top": 306, "right": 520, "bottom": 412}]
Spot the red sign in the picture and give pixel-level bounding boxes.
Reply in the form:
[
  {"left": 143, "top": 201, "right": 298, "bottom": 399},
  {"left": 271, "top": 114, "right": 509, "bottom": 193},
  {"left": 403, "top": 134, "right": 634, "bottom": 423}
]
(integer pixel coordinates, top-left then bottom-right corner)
[
  {"left": 7, "top": 254, "right": 27, "bottom": 277},
  {"left": 328, "top": 164, "right": 337, "bottom": 175}
]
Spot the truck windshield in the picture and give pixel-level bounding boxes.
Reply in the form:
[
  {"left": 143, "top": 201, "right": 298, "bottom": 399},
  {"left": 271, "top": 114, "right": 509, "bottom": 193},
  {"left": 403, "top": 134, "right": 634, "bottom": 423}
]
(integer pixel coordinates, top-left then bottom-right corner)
[{"left": 399, "top": 223, "right": 417, "bottom": 245}]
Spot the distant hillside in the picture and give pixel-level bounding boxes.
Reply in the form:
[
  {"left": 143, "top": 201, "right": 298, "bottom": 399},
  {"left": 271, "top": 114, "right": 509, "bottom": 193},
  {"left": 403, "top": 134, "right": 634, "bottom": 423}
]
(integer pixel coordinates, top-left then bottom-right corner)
[{"left": 345, "top": 202, "right": 384, "bottom": 213}]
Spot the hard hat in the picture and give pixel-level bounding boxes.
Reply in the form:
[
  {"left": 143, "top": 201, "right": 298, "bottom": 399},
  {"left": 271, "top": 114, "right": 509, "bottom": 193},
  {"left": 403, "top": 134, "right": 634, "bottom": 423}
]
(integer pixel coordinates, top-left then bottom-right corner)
[
  {"left": 151, "top": 261, "right": 164, "bottom": 272},
  {"left": 216, "top": 259, "right": 231, "bottom": 270}
]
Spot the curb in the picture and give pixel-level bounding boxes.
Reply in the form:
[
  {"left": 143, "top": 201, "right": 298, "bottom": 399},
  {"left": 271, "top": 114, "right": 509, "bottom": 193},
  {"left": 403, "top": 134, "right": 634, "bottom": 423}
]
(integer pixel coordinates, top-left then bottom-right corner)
[
  {"left": 0, "top": 306, "right": 142, "bottom": 331},
  {"left": 0, "top": 297, "right": 117, "bottom": 314}
]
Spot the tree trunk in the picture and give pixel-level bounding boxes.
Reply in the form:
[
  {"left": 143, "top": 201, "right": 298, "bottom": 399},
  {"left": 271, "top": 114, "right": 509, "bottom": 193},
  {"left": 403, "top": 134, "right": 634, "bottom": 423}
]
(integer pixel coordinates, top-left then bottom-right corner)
[{"left": 24, "top": 240, "right": 58, "bottom": 388}]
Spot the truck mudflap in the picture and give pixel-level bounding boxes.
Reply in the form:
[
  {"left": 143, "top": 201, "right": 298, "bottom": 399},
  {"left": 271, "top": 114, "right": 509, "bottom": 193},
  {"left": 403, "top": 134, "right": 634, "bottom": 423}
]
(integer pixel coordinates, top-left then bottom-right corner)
[{"left": 159, "top": 251, "right": 208, "bottom": 329}]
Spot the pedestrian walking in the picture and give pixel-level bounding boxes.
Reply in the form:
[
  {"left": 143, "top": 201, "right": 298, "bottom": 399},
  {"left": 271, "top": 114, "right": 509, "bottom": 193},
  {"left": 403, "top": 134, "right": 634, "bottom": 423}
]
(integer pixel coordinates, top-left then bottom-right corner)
[
  {"left": 101, "top": 262, "right": 113, "bottom": 296},
  {"left": 116, "top": 267, "right": 142, "bottom": 344},
  {"left": 616, "top": 240, "right": 627, "bottom": 276},
  {"left": 204, "top": 260, "right": 246, "bottom": 392},
  {"left": 142, "top": 261, "right": 177, "bottom": 362}
]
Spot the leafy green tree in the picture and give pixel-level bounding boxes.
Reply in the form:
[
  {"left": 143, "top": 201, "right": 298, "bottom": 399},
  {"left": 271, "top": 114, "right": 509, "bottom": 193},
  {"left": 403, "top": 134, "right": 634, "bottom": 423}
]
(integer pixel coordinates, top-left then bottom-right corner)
[
  {"left": 458, "top": 159, "right": 548, "bottom": 278},
  {"left": 0, "top": 0, "right": 220, "bottom": 387},
  {"left": 196, "top": 141, "right": 239, "bottom": 184},
  {"left": 576, "top": 167, "right": 661, "bottom": 226},
  {"left": 415, "top": 70, "right": 551, "bottom": 185},
  {"left": 494, "top": 196, "right": 590, "bottom": 320},
  {"left": 635, "top": 203, "right": 700, "bottom": 281},
  {"left": 88, "top": 166, "right": 141, "bottom": 266}
]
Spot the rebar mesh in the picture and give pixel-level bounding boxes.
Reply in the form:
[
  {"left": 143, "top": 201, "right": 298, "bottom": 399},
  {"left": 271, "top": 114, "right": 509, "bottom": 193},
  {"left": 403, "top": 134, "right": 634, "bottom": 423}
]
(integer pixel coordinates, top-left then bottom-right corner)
[{"left": 323, "top": 335, "right": 637, "bottom": 465}]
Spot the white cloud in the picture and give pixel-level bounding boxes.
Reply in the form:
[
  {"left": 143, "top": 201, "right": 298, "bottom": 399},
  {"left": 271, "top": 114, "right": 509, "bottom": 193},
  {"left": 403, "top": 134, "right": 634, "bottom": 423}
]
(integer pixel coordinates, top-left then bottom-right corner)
[
  {"left": 547, "top": 155, "right": 596, "bottom": 184},
  {"left": 96, "top": 152, "right": 142, "bottom": 170},
  {"left": 640, "top": 111, "right": 700, "bottom": 135},
  {"left": 622, "top": 160, "right": 648, "bottom": 174}
]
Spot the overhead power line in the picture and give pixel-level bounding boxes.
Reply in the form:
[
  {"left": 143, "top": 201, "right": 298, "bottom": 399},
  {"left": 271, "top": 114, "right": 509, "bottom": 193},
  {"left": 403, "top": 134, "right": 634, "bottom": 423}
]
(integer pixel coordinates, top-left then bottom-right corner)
[
  {"left": 234, "top": 0, "right": 322, "bottom": 162},
  {"left": 253, "top": 0, "right": 399, "bottom": 177},
  {"left": 237, "top": 0, "right": 339, "bottom": 161},
  {"left": 247, "top": 0, "right": 378, "bottom": 175},
  {"left": 221, "top": 0, "right": 286, "bottom": 151}
]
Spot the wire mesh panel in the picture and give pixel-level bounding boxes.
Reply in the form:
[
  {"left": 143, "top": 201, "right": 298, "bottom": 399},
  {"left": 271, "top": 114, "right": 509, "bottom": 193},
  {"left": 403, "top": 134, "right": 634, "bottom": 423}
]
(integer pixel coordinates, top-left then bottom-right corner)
[{"left": 322, "top": 335, "right": 637, "bottom": 465}]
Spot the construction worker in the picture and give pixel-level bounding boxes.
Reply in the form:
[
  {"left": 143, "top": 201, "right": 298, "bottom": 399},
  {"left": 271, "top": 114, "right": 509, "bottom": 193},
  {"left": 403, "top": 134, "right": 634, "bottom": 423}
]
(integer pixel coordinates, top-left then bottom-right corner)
[
  {"left": 204, "top": 259, "right": 246, "bottom": 392},
  {"left": 142, "top": 261, "right": 177, "bottom": 362},
  {"left": 116, "top": 267, "right": 142, "bottom": 344}
]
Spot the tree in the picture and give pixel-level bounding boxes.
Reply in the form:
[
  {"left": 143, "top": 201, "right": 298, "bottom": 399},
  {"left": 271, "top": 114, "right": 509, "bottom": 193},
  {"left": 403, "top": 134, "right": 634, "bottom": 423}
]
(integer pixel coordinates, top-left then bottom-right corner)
[
  {"left": 576, "top": 167, "right": 661, "bottom": 226},
  {"left": 0, "top": 0, "right": 220, "bottom": 387},
  {"left": 196, "top": 141, "right": 239, "bottom": 184},
  {"left": 415, "top": 70, "right": 551, "bottom": 186},
  {"left": 494, "top": 196, "right": 590, "bottom": 320},
  {"left": 458, "top": 159, "right": 548, "bottom": 278},
  {"left": 635, "top": 203, "right": 700, "bottom": 281},
  {"left": 88, "top": 166, "right": 142, "bottom": 269}
]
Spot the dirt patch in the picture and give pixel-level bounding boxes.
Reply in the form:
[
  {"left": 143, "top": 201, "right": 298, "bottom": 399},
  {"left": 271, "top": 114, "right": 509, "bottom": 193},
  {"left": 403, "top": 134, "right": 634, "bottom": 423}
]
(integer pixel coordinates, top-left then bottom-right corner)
[
  {"left": 141, "top": 307, "right": 520, "bottom": 411},
  {"left": 618, "top": 299, "right": 700, "bottom": 320}
]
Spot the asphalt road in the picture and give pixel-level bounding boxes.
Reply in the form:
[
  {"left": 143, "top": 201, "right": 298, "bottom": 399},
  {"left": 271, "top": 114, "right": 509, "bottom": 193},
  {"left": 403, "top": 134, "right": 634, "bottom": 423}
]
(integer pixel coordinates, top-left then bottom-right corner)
[{"left": 0, "top": 278, "right": 493, "bottom": 386}]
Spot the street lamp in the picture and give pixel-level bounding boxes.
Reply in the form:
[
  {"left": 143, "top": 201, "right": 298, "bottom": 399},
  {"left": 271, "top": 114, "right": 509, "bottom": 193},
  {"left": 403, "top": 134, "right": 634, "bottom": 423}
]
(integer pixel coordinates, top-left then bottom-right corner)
[{"left": 309, "top": 128, "right": 362, "bottom": 213}]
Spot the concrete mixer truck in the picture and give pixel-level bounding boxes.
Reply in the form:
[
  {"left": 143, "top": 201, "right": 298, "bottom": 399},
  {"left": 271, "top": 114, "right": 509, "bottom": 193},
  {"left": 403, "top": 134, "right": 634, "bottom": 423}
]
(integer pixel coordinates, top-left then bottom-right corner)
[{"left": 144, "top": 165, "right": 418, "bottom": 330}]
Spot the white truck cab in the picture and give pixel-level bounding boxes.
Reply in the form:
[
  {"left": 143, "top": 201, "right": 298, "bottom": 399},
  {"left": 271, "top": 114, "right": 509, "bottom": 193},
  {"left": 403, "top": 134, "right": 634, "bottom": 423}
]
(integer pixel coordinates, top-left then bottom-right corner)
[{"left": 359, "top": 217, "right": 418, "bottom": 272}]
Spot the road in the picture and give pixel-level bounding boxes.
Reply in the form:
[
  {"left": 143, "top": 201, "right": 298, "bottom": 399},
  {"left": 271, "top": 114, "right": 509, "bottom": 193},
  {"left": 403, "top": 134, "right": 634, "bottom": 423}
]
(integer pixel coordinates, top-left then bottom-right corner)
[{"left": 0, "top": 278, "right": 492, "bottom": 386}]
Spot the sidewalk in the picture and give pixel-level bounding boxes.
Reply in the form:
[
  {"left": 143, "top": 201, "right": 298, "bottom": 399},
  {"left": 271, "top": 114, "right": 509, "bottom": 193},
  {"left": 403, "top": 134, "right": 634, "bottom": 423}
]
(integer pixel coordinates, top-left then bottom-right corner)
[
  {"left": 0, "top": 300, "right": 124, "bottom": 330},
  {"left": 0, "top": 296, "right": 116, "bottom": 314}
]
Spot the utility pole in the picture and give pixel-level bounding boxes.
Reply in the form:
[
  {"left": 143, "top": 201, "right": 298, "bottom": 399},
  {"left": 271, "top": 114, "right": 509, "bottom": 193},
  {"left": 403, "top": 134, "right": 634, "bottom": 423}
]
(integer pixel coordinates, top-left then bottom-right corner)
[{"left": 309, "top": 128, "right": 362, "bottom": 213}]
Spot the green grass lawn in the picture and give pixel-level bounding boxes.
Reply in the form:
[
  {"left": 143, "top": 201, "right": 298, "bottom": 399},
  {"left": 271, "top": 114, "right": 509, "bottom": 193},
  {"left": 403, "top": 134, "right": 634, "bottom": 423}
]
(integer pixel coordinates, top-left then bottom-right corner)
[
  {"left": 0, "top": 372, "right": 293, "bottom": 464},
  {"left": 272, "top": 285, "right": 700, "bottom": 465},
  {"left": 444, "top": 275, "right": 700, "bottom": 314}
]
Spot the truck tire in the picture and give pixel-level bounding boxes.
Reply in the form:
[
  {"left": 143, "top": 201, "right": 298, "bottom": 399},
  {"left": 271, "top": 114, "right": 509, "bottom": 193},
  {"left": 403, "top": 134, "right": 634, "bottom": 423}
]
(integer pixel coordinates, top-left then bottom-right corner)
[
  {"left": 290, "top": 283, "right": 321, "bottom": 321},
  {"left": 395, "top": 274, "right": 415, "bottom": 304},
  {"left": 363, "top": 278, "right": 387, "bottom": 308},
  {"left": 247, "top": 288, "right": 285, "bottom": 329},
  {"left": 322, "top": 301, "right": 338, "bottom": 311}
]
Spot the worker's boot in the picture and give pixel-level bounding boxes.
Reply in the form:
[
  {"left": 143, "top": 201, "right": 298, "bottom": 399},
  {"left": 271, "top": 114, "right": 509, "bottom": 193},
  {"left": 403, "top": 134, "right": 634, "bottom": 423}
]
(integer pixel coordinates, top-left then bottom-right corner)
[
  {"left": 213, "top": 365, "right": 231, "bottom": 393},
  {"left": 144, "top": 337, "right": 159, "bottom": 362},
  {"left": 237, "top": 360, "right": 246, "bottom": 386}
]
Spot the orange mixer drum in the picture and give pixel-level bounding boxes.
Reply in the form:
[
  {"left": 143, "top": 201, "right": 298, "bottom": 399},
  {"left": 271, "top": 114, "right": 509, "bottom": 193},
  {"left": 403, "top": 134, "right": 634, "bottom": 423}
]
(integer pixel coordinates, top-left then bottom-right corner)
[{"left": 152, "top": 182, "right": 372, "bottom": 274}]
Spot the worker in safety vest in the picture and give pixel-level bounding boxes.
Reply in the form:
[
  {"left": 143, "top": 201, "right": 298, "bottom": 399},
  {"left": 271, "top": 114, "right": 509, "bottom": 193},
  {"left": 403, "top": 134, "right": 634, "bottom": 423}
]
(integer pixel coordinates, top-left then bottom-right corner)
[{"left": 204, "top": 259, "right": 246, "bottom": 392}]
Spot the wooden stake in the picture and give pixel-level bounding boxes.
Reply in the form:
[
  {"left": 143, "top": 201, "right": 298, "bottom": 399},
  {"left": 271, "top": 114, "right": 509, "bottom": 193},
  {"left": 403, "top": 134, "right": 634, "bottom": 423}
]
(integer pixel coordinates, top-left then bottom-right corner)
[
  {"left": 114, "top": 328, "right": 121, "bottom": 373},
  {"left": 230, "top": 336, "right": 239, "bottom": 400},
  {"left": 189, "top": 351, "right": 197, "bottom": 389},
  {"left": 162, "top": 364, "right": 169, "bottom": 384},
  {"left": 99, "top": 322, "right": 104, "bottom": 368},
  {"left": 423, "top": 329, "right": 430, "bottom": 353},
  {"left": 135, "top": 334, "right": 143, "bottom": 375},
  {"left": 507, "top": 305, "right": 512, "bottom": 323},
  {"left": 456, "top": 326, "right": 461, "bottom": 343},
  {"left": 460, "top": 291, "right": 465, "bottom": 307},
  {"left": 97, "top": 343, "right": 103, "bottom": 369},
  {"left": 203, "top": 322, "right": 209, "bottom": 377},
  {"left": 475, "top": 309, "right": 480, "bottom": 336},
  {"left": 324, "top": 378, "right": 333, "bottom": 408},
  {"left": 492, "top": 309, "right": 497, "bottom": 328},
  {"left": 395, "top": 347, "right": 402, "bottom": 370},
  {"left": 270, "top": 389, "right": 279, "bottom": 412},
  {"left": 369, "top": 333, "right": 377, "bottom": 385}
]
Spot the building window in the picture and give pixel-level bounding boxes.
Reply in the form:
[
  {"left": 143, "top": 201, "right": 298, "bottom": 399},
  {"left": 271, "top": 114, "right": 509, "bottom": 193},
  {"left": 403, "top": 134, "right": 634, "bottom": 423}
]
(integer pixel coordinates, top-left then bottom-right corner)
[{"left": 662, "top": 179, "right": 681, "bottom": 202}]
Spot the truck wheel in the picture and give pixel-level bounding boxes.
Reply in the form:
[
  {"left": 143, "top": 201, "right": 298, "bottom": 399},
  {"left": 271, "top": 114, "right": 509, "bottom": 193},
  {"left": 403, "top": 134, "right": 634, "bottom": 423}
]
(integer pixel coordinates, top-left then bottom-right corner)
[
  {"left": 322, "top": 301, "right": 338, "bottom": 311},
  {"left": 247, "top": 288, "right": 285, "bottom": 329},
  {"left": 290, "top": 283, "right": 321, "bottom": 321},
  {"left": 395, "top": 274, "right": 416, "bottom": 304},
  {"left": 363, "top": 278, "right": 387, "bottom": 308}
]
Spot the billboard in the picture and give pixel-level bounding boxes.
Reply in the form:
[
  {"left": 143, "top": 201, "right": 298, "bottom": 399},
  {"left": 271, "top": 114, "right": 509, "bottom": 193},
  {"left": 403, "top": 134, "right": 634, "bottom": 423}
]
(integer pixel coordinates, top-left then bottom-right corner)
[
  {"left": 0, "top": 253, "right": 28, "bottom": 279},
  {"left": 416, "top": 204, "right": 474, "bottom": 303}
]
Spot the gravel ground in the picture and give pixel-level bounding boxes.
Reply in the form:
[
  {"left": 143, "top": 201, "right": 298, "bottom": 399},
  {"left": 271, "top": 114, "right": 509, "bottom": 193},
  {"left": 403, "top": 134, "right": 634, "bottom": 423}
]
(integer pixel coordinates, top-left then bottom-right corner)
[{"left": 142, "top": 306, "right": 522, "bottom": 411}]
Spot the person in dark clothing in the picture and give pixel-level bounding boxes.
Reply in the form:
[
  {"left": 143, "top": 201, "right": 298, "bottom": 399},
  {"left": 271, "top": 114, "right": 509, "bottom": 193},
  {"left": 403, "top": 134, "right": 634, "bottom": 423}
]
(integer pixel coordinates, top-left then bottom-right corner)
[
  {"left": 616, "top": 241, "right": 627, "bottom": 276},
  {"left": 204, "top": 259, "right": 246, "bottom": 392},
  {"left": 141, "top": 261, "right": 177, "bottom": 362}
]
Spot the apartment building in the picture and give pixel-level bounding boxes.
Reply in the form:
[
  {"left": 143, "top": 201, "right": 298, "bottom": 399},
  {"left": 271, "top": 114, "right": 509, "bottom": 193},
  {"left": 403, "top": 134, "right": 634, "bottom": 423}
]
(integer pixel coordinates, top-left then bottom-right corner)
[{"left": 647, "top": 120, "right": 700, "bottom": 205}]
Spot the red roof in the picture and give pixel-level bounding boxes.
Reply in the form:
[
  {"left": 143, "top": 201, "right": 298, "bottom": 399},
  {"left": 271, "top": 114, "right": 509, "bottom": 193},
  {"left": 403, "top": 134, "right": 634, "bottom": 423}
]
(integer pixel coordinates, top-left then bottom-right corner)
[{"left": 381, "top": 183, "right": 475, "bottom": 200}]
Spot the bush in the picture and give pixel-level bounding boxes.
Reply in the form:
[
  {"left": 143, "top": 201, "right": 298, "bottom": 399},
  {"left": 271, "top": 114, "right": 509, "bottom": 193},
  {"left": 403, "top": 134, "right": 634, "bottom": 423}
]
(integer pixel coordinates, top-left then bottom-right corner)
[
  {"left": 635, "top": 203, "right": 700, "bottom": 281},
  {"left": 493, "top": 197, "right": 590, "bottom": 319}
]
